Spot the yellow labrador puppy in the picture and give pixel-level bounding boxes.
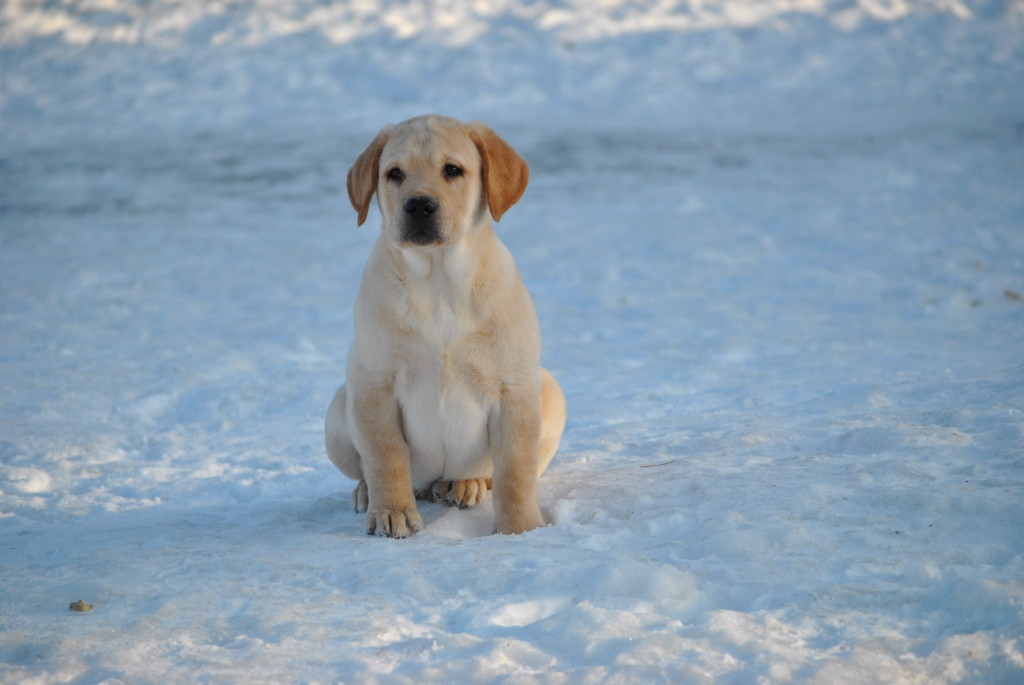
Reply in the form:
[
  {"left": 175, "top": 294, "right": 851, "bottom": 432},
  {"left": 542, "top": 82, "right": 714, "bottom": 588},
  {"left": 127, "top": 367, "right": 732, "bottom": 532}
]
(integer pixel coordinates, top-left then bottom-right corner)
[{"left": 325, "top": 115, "right": 566, "bottom": 538}]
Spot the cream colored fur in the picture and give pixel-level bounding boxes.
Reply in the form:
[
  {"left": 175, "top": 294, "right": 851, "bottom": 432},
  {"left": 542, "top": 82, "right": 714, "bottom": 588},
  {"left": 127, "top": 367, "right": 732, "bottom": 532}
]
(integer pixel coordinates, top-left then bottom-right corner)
[{"left": 325, "top": 115, "right": 566, "bottom": 538}]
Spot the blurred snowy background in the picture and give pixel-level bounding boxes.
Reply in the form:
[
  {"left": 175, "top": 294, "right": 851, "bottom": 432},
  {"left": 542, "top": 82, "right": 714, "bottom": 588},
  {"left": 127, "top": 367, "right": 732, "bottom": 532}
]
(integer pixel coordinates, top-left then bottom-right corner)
[{"left": 2, "top": 1, "right": 1023, "bottom": 682}]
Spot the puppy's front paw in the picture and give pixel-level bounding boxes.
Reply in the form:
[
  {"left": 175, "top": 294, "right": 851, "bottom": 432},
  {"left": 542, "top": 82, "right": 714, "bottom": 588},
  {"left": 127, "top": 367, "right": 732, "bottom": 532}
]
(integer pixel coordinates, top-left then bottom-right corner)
[
  {"left": 365, "top": 507, "right": 423, "bottom": 538},
  {"left": 431, "top": 478, "right": 492, "bottom": 508}
]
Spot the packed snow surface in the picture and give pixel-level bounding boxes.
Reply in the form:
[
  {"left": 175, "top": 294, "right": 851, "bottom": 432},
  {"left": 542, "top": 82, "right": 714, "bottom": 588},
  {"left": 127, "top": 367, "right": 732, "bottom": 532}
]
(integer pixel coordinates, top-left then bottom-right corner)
[{"left": 2, "top": 1, "right": 1023, "bottom": 683}]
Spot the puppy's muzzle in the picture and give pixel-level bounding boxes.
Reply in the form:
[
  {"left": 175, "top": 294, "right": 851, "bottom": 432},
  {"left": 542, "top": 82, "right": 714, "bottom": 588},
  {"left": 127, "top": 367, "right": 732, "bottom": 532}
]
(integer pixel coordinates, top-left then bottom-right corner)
[{"left": 402, "top": 195, "right": 442, "bottom": 245}]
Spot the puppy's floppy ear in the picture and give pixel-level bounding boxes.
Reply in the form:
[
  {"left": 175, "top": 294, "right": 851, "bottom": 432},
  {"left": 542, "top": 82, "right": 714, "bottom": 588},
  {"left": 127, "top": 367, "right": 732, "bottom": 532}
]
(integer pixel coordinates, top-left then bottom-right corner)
[
  {"left": 468, "top": 122, "right": 529, "bottom": 222},
  {"left": 347, "top": 126, "right": 392, "bottom": 226}
]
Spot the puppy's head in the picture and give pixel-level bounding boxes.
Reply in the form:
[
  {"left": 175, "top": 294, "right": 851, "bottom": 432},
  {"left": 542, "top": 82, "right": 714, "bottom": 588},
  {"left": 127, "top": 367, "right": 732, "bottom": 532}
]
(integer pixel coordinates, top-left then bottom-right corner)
[{"left": 347, "top": 115, "right": 529, "bottom": 247}]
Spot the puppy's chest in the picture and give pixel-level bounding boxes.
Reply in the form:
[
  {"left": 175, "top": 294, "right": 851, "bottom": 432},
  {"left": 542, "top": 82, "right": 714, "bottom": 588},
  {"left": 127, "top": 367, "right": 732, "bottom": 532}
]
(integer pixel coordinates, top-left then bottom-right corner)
[
  {"left": 401, "top": 296, "right": 468, "bottom": 349},
  {"left": 395, "top": 290, "right": 498, "bottom": 395},
  {"left": 393, "top": 312, "right": 498, "bottom": 403},
  {"left": 392, "top": 310, "right": 498, "bottom": 484}
]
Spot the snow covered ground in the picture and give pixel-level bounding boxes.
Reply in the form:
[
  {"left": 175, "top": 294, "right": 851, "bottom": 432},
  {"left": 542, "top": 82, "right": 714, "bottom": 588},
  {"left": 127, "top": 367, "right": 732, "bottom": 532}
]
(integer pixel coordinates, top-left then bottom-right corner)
[{"left": 2, "top": 1, "right": 1023, "bottom": 682}]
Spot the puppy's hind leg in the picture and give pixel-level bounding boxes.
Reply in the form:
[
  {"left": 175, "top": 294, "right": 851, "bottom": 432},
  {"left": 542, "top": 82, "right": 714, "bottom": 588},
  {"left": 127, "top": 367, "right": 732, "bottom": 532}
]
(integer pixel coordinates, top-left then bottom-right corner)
[
  {"left": 537, "top": 368, "right": 566, "bottom": 477},
  {"left": 325, "top": 384, "right": 369, "bottom": 512}
]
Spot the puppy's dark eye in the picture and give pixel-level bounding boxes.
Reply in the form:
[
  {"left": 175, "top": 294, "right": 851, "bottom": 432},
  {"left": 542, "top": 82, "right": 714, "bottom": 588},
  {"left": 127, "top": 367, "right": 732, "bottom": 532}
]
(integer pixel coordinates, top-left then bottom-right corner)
[
  {"left": 386, "top": 167, "right": 405, "bottom": 182},
  {"left": 443, "top": 164, "right": 463, "bottom": 179}
]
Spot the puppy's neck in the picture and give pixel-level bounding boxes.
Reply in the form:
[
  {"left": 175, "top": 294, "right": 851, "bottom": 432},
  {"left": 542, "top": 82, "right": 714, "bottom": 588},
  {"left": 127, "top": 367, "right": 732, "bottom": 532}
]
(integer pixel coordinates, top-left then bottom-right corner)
[
  {"left": 391, "top": 223, "right": 493, "bottom": 300},
  {"left": 381, "top": 223, "right": 499, "bottom": 346}
]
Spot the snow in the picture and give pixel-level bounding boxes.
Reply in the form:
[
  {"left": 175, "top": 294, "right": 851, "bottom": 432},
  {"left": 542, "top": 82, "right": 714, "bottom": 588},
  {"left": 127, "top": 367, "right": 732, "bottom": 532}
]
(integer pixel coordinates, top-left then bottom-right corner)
[{"left": 2, "top": 0, "right": 1023, "bottom": 682}]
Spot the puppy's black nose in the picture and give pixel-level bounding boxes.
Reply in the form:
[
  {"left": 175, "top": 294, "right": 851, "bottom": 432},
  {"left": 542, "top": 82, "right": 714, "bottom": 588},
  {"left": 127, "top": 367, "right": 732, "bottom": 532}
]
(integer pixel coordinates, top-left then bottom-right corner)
[{"left": 404, "top": 196, "right": 439, "bottom": 217}]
